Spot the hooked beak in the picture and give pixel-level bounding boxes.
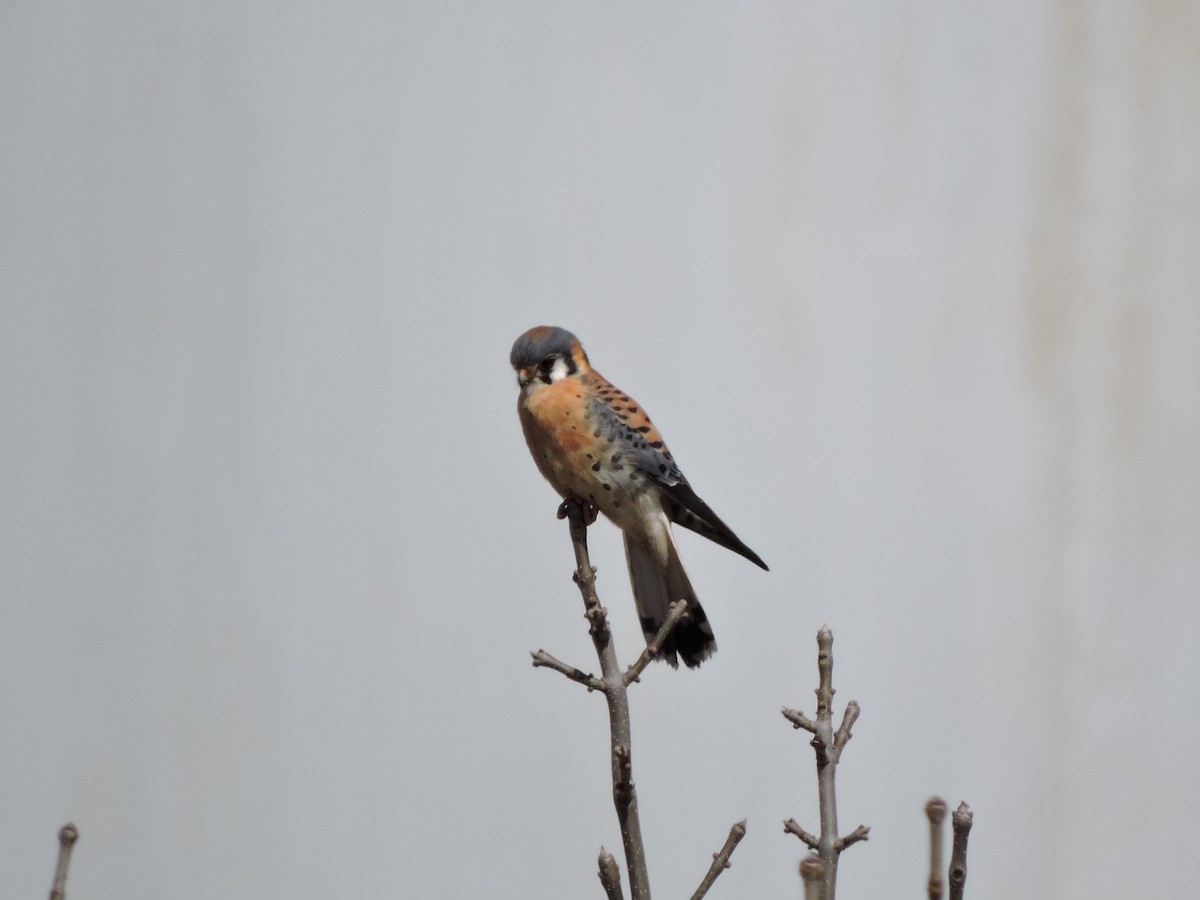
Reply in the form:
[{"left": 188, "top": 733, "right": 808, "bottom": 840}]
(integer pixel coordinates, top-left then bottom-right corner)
[{"left": 516, "top": 366, "right": 534, "bottom": 388}]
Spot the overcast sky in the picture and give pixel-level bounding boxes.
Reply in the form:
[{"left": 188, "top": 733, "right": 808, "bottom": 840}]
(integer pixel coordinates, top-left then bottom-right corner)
[{"left": 2, "top": 4, "right": 1198, "bottom": 899}]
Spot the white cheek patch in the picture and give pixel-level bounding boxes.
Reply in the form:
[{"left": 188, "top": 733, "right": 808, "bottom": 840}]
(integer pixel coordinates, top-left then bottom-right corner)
[{"left": 547, "top": 356, "right": 571, "bottom": 383}]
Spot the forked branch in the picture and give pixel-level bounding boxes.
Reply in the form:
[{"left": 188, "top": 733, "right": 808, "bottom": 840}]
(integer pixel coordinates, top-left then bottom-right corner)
[
  {"left": 782, "top": 627, "right": 869, "bottom": 899},
  {"left": 531, "top": 500, "right": 747, "bottom": 899}
]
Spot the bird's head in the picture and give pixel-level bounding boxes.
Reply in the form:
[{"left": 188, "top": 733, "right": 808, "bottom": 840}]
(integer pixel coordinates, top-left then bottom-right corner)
[{"left": 510, "top": 326, "right": 590, "bottom": 389}]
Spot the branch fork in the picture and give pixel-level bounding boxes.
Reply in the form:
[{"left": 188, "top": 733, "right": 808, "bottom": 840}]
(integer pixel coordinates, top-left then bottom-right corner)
[
  {"left": 782, "top": 627, "right": 870, "bottom": 899},
  {"left": 531, "top": 499, "right": 746, "bottom": 900}
]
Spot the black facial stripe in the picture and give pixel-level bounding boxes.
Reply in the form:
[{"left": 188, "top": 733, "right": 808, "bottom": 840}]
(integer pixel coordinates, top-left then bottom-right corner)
[{"left": 536, "top": 352, "right": 578, "bottom": 384}]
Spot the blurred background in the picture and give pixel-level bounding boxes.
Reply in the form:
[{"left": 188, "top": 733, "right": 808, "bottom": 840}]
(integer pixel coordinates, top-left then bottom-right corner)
[{"left": 2, "top": 3, "right": 1197, "bottom": 898}]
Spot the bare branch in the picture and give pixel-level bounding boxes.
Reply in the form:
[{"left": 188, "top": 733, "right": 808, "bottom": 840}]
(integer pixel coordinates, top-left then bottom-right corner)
[
  {"left": 689, "top": 819, "right": 747, "bottom": 900},
  {"left": 835, "top": 824, "right": 870, "bottom": 851},
  {"left": 48, "top": 823, "right": 78, "bottom": 900},
  {"left": 781, "top": 707, "right": 818, "bottom": 733},
  {"left": 948, "top": 802, "right": 973, "bottom": 900},
  {"left": 814, "top": 624, "right": 834, "bottom": 717},
  {"left": 831, "top": 701, "right": 860, "bottom": 760},
  {"left": 783, "top": 626, "right": 868, "bottom": 900},
  {"left": 598, "top": 847, "right": 625, "bottom": 900},
  {"left": 613, "top": 743, "right": 633, "bottom": 804},
  {"left": 537, "top": 500, "right": 743, "bottom": 900},
  {"left": 530, "top": 649, "right": 605, "bottom": 692},
  {"left": 623, "top": 600, "right": 690, "bottom": 686},
  {"left": 799, "top": 853, "right": 824, "bottom": 900},
  {"left": 553, "top": 500, "right": 652, "bottom": 900},
  {"left": 783, "top": 818, "right": 819, "bottom": 850},
  {"left": 925, "top": 797, "right": 947, "bottom": 900}
]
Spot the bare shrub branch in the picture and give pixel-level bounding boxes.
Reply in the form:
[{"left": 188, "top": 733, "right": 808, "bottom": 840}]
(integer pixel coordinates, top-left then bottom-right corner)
[
  {"left": 530, "top": 649, "right": 605, "bottom": 692},
  {"left": 799, "top": 853, "right": 824, "bottom": 900},
  {"left": 925, "top": 797, "right": 947, "bottom": 900},
  {"left": 781, "top": 707, "right": 818, "bottom": 733},
  {"left": 48, "top": 823, "right": 78, "bottom": 900},
  {"left": 831, "top": 702, "right": 860, "bottom": 759},
  {"left": 784, "top": 818, "right": 819, "bottom": 850},
  {"left": 623, "top": 600, "right": 691, "bottom": 686},
  {"left": 835, "top": 824, "right": 870, "bottom": 851},
  {"left": 598, "top": 847, "right": 625, "bottom": 900},
  {"left": 532, "top": 500, "right": 688, "bottom": 900},
  {"left": 782, "top": 626, "right": 869, "bottom": 899},
  {"left": 689, "top": 819, "right": 747, "bottom": 900},
  {"left": 948, "top": 802, "right": 973, "bottom": 900}
]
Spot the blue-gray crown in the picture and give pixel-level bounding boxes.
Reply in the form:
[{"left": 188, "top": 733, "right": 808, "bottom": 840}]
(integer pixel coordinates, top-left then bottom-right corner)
[{"left": 510, "top": 326, "right": 579, "bottom": 369}]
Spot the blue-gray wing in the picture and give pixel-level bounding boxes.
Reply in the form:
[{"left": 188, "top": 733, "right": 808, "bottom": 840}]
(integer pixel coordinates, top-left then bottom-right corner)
[{"left": 586, "top": 375, "right": 768, "bottom": 571}]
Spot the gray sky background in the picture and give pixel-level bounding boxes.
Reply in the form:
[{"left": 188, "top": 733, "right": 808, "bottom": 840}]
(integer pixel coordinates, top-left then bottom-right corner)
[{"left": 2, "top": 3, "right": 1198, "bottom": 898}]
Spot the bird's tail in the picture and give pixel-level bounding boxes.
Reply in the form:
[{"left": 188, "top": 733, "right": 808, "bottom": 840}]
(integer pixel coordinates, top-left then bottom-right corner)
[{"left": 623, "top": 528, "right": 716, "bottom": 669}]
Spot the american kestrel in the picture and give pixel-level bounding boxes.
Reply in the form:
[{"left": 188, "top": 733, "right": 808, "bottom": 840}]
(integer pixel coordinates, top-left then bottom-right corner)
[{"left": 510, "top": 325, "right": 767, "bottom": 669}]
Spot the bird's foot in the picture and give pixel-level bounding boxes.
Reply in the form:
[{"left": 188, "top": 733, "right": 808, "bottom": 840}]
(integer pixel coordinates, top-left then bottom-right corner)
[{"left": 557, "top": 498, "right": 599, "bottom": 525}]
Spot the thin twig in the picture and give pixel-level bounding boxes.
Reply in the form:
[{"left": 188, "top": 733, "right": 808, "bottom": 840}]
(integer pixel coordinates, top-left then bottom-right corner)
[
  {"left": 799, "top": 853, "right": 824, "bottom": 900},
  {"left": 689, "top": 819, "right": 747, "bottom": 900},
  {"left": 48, "top": 823, "right": 78, "bottom": 900},
  {"left": 530, "top": 649, "right": 605, "bottom": 692},
  {"left": 598, "top": 847, "right": 625, "bottom": 900},
  {"left": 782, "top": 626, "right": 869, "bottom": 899},
  {"left": 835, "top": 824, "right": 870, "bottom": 851},
  {"left": 948, "top": 802, "right": 973, "bottom": 900},
  {"left": 925, "top": 797, "right": 947, "bottom": 900},
  {"left": 623, "top": 600, "right": 690, "bottom": 686},
  {"left": 831, "top": 701, "right": 860, "bottom": 760},
  {"left": 781, "top": 707, "right": 818, "bottom": 733},
  {"left": 784, "top": 818, "right": 819, "bottom": 850}
]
